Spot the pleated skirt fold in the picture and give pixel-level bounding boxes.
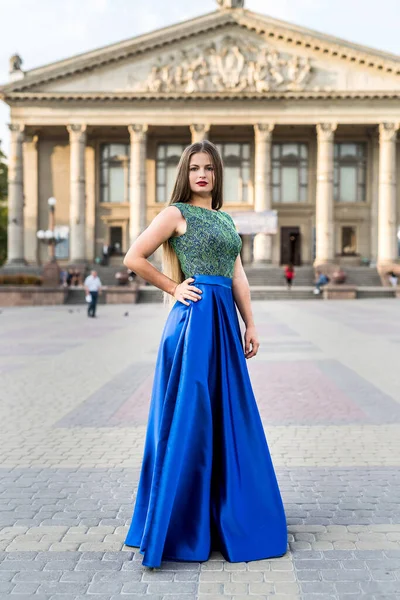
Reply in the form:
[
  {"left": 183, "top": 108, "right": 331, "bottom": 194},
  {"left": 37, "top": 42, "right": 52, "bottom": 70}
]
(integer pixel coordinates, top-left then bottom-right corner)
[{"left": 124, "top": 274, "right": 288, "bottom": 567}]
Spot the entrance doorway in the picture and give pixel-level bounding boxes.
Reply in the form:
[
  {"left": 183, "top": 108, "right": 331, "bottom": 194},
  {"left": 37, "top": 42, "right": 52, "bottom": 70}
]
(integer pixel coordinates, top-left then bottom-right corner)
[
  {"left": 110, "top": 226, "right": 123, "bottom": 255},
  {"left": 280, "top": 227, "right": 301, "bottom": 265}
]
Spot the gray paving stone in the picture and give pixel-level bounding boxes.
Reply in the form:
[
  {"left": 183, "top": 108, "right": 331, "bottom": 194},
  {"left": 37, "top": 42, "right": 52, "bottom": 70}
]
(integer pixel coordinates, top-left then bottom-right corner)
[
  {"left": 37, "top": 581, "right": 90, "bottom": 594},
  {"left": 370, "top": 569, "right": 397, "bottom": 580},
  {"left": 156, "top": 562, "right": 200, "bottom": 571},
  {"left": 300, "top": 596, "right": 336, "bottom": 600},
  {"left": 342, "top": 560, "right": 366, "bottom": 569},
  {"left": 120, "top": 582, "right": 149, "bottom": 593},
  {"left": 78, "top": 551, "right": 106, "bottom": 560},
  {"left": 0, "top": 560, "right": 45, "bottom": 571},
  {"left": 91, "top": 571, "right": 140, "bottom": 583},
  {"left": 174, "top": 572, "right": 199, "bottom": 582},
  {"left": 33, "top": 556, "right": 77, "bottom": 571},
  {"left": 4, "top": 552, "right": 38, "bottom": 561},
  {"left": 119, "top": 561, "right": 145, "bottom": 571},
  {"left": 300, "top": 581, "right": 337, "bottom": 593},
  {"left": 111, "top": 596, "right": 162, "bottom": 600},
  {"left": 322, "top": 569, "right": 371, "bottom": 582},
  {"left": 3, "top": 595, "right": 51, "bottom": 600},
  {"left": 75, "top": 559, "right": 122, "bottom": 571},
  {"left": 142, "top": 571, "right": 175, "bottom": 581},
  {"left": 43, "top": 560, "right": 78, "bottom": 571},
  {"left": 295, "top": 559, "right": 339, "bottom": 570},
  {"left": 74, "top": 596, "right": 112, "bottom": 600},
  {"left": 48, "top": 596, "right": 81, "bottom": 600},
  {"left": 11, "top": 581, "right": 41, "bottom": 594},
  {"left": 0, "top": 571, "right": 16, "bottom": 581},
  {"left": 160, "top": 596, "right": 198, "bottom": 600},
  {"left": 12, "top": 571, "right": 62, "bottom": 582},
  {"left": 147, "top": 582, "right": 197, "bottom": 593},
  {"left": 334, "top": 581, "right": 362, "bottom": 594},
  {"left": 296, "top": 569, "right": 322, "bottom": 580},
  {"left": 360, "top": 580, "right": 400, "bottom": 593},
  {"left": 87, "top": 581, "right": 123, "bottom": 594}
]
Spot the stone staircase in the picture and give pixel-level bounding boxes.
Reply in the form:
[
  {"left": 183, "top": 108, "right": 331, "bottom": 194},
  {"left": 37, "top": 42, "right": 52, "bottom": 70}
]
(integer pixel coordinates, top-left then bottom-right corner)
[
  {"left": 137, "top": 285, "right": 321, "bottom": 303},
  {"left": 135, "top": 264, "right": 386, "bottom": 303},
  {"left": 91, "top": 264, "right": 125, "bottom": 286},
  {"left": 245, "top": 266, "right": 315, "bottom": 286},
  {"left": 245, "top": 265, "right": 382, "bottom": 287},
  {"left": 342, "top": 267, "right": 382, "bottom": 286},
  {"left": 137, "top": 284, "right": 397, "bottom": 303},
  {"left": 1, "top": 261, "right": 391, "bottom": 304}
]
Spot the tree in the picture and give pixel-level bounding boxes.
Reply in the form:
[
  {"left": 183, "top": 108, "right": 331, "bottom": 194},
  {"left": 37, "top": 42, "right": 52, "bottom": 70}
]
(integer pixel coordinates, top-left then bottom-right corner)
[{"left": 0, "top": 142, "right": 8, "bottom": 265}]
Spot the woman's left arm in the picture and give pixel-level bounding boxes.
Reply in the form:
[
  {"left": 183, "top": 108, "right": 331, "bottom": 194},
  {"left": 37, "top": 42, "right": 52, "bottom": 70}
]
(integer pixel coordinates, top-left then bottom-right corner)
[{"left": 231, "top": 254, "right": 260, "bottom": 359}]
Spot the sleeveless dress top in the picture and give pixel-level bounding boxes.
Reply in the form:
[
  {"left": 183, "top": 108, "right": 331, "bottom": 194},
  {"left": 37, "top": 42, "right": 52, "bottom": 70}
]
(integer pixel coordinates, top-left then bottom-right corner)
[{"left": 168, "top": 202, "right": 242, "bottom": 279}]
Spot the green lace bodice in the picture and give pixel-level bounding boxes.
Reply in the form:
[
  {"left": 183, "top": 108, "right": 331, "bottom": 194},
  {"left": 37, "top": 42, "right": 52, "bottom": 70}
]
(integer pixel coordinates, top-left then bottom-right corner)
[{"left": 168, "top": 202, "right": 242, "bottom": 279}]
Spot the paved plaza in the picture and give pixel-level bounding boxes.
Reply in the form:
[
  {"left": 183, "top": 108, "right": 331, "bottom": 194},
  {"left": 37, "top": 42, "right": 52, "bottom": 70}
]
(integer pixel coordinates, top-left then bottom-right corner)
[{"left": 0, "top": 298, "right": 400, "bottom": 600}]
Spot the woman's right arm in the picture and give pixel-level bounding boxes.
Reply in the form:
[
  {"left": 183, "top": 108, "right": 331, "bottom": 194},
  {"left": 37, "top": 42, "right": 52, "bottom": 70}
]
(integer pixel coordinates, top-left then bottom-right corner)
[{"left": 123, "top": 206, "right": 182, "bottom": 296}]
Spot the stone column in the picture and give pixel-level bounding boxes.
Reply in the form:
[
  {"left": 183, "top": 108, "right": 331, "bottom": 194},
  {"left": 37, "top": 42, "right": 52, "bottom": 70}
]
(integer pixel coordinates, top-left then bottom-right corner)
[
  {"left": 122, "top": 156, "right": 129, "bottom": 204},
  {"left": 190, "top": 124, "right": 210, "bottom": 144},
  {"left": 23, "top": 133, "right": 39, "bottom": 264},
  {"left": 377, "top": 122, "right": 398, "bottom": 265},
  {"left": 315, "top": 123, "right": 337, "bottom": 265},
  {"left": 253, "top": 123, "right": 274, "bottom": 263},
  {"left": 85, "top": 144, "right": 96, "bottom": 263},
  {"left": 241, "top": 236, "right": 253, "bottom": 265},
  {"left": 67, "top": 124, "right": 87, "bottom": 263},
  {"left": 6, "top": 123, "right": 26, "bottom": 265},
  {"left": 128, "top": 125, "right": 148, "bottom": 244},
  {"left": 369, "top": 132, "right": 379, "bottom": 264}
]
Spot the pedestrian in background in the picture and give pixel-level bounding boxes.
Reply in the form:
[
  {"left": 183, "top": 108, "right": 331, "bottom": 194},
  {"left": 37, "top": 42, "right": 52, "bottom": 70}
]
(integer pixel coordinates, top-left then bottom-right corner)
[
  {"left": 284, "top": 263, "right": 295, "bottom": 290},
  {"left": 66, "top": 269, "right": 74, "bottom": 286},
  {"left": 389, "top": 271, "right": 398, "bottom": 287},
  {"left": 102, "top": 241, "right": 110, "bottom": 266},
  {"left": 84, "top": 270, "right": 102, "bottom": 318},
  {"left": 314, "top": 270, "right": 329, "bottom": 295}
]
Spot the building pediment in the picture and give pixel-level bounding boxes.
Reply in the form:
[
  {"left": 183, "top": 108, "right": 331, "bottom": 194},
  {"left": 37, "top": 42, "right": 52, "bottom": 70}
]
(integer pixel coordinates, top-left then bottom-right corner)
[{"left": 2, "top": 8, "right": 400, "bottom": 101}]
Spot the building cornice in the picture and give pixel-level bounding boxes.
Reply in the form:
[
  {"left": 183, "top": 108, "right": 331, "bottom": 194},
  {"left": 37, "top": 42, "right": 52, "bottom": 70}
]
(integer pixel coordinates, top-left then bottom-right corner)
[
  {"left": 3, "top": 90, "right": 400, "bottom": 103},
  {"left": 1, "top": 11, "right": 234, "bottom": 93},
  {"left": 238, "top": 11, "right": 400, "bottom": 75},
  {"left": 1, "top": 9, "right": 400, "bottom": 96}
]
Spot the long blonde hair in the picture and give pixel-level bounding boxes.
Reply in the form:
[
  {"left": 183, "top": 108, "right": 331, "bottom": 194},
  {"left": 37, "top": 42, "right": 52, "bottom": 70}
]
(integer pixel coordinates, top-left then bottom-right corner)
[{"left": 162, "top": 140, "right": 224, "bottom": 305}]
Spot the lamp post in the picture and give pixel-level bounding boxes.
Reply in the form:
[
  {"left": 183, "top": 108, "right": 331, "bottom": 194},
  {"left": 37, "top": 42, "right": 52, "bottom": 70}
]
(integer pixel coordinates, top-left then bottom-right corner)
[{"left": 36, "top": 197, "right": 67, "bottom": 286}]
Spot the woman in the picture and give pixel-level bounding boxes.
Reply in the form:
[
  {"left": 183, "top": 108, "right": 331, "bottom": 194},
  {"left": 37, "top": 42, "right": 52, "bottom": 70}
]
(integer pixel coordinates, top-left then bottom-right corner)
[{"left": 123, "top": 140, "right": 287, "bottom": 568}]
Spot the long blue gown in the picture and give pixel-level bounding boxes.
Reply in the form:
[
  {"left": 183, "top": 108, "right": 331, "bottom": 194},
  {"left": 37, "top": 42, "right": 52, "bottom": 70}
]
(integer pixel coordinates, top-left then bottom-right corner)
[{"left": 125, "top": 202, "right": 288, "bottom": 567}]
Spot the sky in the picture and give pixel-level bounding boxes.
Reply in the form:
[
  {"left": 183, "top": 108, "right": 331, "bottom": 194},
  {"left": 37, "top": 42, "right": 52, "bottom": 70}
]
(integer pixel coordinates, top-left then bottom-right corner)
[{"left": 0, "top": 0, "right": 399, "bottom": 157}]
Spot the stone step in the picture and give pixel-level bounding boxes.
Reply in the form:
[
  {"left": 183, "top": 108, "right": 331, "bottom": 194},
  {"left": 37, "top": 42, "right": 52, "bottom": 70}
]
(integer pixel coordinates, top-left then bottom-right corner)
[
  {"left": 64, "top": 287, "right": 106, "bottom": 305},
  {"left": 137, "top": 286, "right": 321, "bottom": 303},
  {"left": 246, "top": 267, "right": 315, "bottom": 287},
  {"left": 357, "top": 287, "right": 397, "bottom": 299},
  {"left": 1, "top": 263, "right": 383, "bottom": 288},
  {"left": 343, "top": 269, "right": 382, "bottom": 286},
  {"left": 137, "top": 285, "right": 397, "bottom": 303}
]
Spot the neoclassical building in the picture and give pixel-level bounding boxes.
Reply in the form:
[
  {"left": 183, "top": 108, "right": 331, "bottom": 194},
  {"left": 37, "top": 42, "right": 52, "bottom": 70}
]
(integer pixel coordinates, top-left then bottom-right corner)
[{"left": 1, "top": 0, "right": 400, "bottom": 268}]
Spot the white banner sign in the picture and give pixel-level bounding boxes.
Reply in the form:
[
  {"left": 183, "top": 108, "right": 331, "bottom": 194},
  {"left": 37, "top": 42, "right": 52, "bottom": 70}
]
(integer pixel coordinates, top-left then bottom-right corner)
[{"left": 229, "top": 210, "right": 278, "bottom": 235}]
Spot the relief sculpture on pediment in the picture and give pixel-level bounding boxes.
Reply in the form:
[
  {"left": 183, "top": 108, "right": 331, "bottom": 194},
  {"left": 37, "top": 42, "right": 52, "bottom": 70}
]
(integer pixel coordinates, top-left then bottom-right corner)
[{"left": 143, "top": 36, "right": 313, "bottom": 94}]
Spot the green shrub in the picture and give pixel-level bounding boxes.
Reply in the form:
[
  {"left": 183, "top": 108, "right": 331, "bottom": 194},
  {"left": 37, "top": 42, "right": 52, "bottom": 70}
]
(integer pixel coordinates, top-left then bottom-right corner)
[{"left": 0, "top": 274, "right": 43, "bottom": 286}]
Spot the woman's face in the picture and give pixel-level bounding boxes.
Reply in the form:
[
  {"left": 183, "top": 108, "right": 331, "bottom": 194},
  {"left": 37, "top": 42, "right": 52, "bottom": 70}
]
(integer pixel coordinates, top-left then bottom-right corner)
[{"left": 188, "top": 152, "right": 215, "bottom": 195}]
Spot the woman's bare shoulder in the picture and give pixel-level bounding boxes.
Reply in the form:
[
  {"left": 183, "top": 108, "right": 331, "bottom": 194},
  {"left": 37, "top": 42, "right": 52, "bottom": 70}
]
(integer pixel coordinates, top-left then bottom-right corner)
[
  {"left": 150, "top": 205, "right": 185, "bottom": 235},
  {"left": 157, "top": 205, "right": 183, "bottom": 219}
]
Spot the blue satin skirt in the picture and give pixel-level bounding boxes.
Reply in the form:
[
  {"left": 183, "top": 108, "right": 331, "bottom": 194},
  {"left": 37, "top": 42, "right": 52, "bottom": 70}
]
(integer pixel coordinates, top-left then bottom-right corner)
[{"left": 125, "top": 274, "right": 288, "bottom": 567}]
